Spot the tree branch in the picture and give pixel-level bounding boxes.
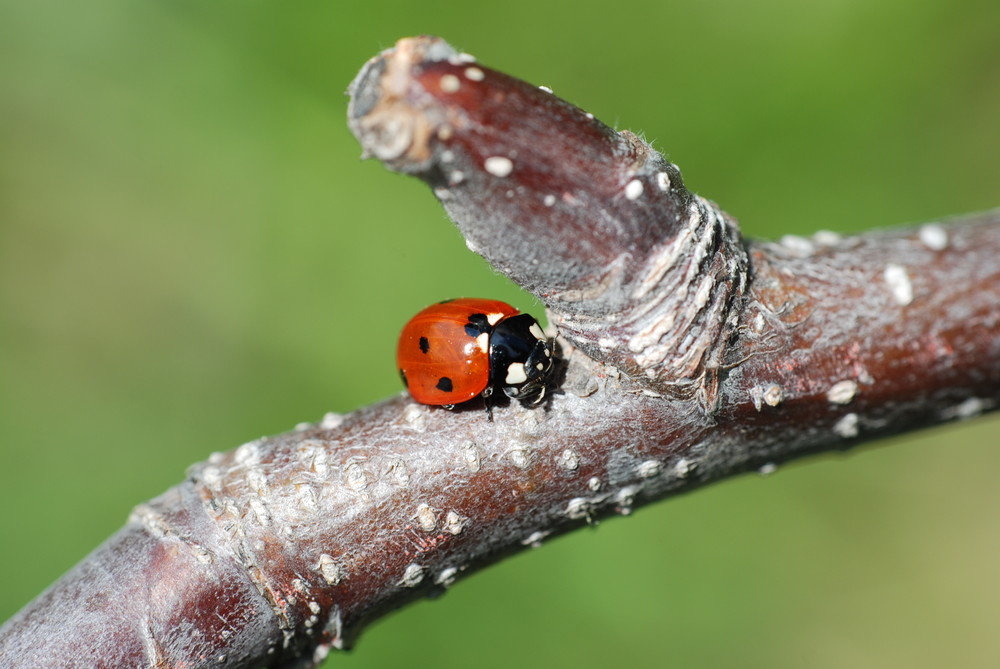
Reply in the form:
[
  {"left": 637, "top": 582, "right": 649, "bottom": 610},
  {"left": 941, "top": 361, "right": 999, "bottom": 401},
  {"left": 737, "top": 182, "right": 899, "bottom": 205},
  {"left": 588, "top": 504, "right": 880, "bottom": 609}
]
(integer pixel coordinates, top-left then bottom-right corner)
[{"left": 1, "top": 35, "right": 997, "bottom": 669}]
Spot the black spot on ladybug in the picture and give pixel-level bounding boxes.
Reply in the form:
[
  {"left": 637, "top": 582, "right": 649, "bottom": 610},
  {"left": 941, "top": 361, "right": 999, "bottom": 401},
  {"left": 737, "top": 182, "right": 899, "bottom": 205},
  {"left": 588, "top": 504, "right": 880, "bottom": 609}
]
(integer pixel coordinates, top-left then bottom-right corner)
[
  {"left": 418, "top": 336, "right": 430, "bottom": 354},
  {"left": 399, "top": 369, "right": 408, "bottom": 388},
  {"left": 464, "top": 313, "right": 490, "bottom": 338},
  {"left": 436, "top": 377, "right": 453, "bottom": 392}
]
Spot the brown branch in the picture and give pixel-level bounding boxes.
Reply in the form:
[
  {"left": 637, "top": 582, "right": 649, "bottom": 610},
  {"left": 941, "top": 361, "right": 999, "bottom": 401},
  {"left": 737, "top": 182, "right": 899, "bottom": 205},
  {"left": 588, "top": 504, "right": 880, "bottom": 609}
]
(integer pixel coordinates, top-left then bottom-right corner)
[{"left": 2, "top": 35, "right": 998, "bottom": 669}]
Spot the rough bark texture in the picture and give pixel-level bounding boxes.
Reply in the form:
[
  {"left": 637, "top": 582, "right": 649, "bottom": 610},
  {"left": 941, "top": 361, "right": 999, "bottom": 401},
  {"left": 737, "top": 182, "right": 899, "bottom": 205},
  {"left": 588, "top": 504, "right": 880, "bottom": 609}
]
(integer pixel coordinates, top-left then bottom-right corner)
[{"left": 1, "top": 36, "right": 998, "bottom": 669}]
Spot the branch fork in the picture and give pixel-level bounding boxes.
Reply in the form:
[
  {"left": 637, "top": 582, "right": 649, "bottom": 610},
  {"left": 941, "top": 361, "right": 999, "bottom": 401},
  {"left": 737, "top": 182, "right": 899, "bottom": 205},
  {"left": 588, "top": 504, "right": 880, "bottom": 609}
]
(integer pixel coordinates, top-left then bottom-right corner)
[{"left": 348, "top": 36, "right": 750, "bottom": 410}]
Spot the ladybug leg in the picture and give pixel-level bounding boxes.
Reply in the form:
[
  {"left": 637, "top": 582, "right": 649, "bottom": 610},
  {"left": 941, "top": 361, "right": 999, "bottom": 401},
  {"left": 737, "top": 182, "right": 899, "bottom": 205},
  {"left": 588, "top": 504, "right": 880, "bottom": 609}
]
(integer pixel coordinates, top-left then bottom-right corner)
[
  {"left": 527, "top": 384, "right": 547, "bottom": 405},
  {"left": 482, "top": 386, "right": 495, "bottom": 421},
  {"left": 442, "top": 404, "right": 456, "bottom": 411}
]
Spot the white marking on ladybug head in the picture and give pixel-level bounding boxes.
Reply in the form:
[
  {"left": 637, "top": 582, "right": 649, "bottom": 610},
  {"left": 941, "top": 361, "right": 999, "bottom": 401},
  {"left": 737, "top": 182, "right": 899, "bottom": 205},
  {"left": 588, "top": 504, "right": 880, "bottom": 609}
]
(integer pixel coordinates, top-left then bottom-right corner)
[
  {"left": 439, "top": 74, "right": 460, "bottom": 92},
  {"left": 505, "top": 362, "right": 528, "bottom": 385},
  {"left": 535, "top": 362, "right": 544, "bottom": 371},
  {"left": 528, "top": 323, "right": 545, "bottom": 340},
  {"left": 475, "top": 332, "right": 489, "bottom": 354},
  {"left": 464, "top": 66, "right": 485, "bottom": 81},
  {"left": 487, "top": 311, "right": 505, "bottom": 325}
]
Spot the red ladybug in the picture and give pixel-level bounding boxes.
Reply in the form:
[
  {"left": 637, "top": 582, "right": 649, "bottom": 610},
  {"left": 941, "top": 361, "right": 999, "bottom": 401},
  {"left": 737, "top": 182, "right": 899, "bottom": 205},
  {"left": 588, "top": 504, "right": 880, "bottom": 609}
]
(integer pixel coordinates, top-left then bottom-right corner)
[{"left": 397, "top": 298, "right": 554, "bottom": 417}]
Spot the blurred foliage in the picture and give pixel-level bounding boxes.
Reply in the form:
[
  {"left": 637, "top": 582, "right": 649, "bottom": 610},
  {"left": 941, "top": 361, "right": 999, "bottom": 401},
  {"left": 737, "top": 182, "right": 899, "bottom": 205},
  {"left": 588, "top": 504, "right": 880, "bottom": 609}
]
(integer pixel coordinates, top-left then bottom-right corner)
[{"left": 1, "top": 0, "right": 998, "bottom": 667}]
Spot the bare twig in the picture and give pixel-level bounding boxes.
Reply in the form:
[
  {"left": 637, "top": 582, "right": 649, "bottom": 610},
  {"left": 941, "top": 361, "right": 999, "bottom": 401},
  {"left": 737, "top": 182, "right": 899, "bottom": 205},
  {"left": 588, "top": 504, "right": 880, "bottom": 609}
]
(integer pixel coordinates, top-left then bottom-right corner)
[{"left": 1, "top": 36, "right": 997, "bottom": 669}]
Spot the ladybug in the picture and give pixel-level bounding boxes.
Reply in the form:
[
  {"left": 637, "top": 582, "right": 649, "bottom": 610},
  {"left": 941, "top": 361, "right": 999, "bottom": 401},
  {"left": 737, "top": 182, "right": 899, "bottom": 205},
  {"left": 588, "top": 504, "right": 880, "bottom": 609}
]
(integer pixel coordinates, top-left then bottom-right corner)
[{"left": 397, "top": 298, "right": 555, "bottom": 418}]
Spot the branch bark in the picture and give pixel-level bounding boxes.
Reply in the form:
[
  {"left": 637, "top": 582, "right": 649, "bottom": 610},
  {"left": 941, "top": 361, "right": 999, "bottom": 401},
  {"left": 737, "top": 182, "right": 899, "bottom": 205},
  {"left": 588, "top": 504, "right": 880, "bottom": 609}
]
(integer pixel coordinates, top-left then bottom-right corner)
[{"left": 2, "top": 35, "right": 998, "bottom": 669}]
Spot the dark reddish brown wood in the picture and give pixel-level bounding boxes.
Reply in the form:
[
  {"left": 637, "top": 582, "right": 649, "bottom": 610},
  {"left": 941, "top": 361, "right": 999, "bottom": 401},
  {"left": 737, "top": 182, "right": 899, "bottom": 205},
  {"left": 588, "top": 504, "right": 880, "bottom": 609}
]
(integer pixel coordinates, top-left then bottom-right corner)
[{"left": 1, "top": 36, "right": 997, "bottom": 669}]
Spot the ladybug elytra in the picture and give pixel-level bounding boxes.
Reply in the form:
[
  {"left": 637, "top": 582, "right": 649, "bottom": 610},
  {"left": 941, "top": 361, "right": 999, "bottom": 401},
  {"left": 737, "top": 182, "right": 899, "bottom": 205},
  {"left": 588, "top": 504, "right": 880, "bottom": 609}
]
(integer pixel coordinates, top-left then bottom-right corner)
[{"left": 396, "top": 298, "right": 554, "bottom": 418}]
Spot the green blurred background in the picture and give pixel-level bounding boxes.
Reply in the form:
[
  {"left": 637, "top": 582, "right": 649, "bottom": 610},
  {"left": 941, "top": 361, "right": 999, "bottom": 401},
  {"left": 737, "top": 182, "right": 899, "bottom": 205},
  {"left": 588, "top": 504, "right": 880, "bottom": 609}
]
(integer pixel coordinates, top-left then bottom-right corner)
[{"left": 2, "top": 0, "right": 999, "bottom": 667}]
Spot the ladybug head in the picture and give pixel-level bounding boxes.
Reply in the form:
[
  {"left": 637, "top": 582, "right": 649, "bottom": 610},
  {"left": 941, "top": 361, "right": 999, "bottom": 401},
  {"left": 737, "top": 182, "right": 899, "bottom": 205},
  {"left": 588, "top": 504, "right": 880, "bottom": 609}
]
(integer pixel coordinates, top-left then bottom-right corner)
[{"left": 488, "top": 314, "right": 555, "bottom": 404}]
